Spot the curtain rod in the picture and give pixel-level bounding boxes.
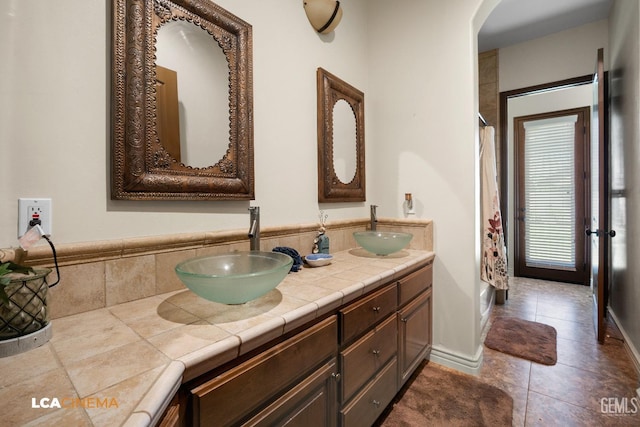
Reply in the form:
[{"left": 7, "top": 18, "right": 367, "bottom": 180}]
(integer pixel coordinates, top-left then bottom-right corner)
[{"left": 478, "top": 112, "right": 489, "bottom": 126}]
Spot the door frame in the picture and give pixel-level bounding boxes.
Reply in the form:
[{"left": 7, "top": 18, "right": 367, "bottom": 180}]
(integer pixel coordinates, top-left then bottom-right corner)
[
  {"left": 499, "top": 75, "right": 594, "bottom": 272},
  {"left": 513, "top": 107, "right": 591, "bottom": 284}
]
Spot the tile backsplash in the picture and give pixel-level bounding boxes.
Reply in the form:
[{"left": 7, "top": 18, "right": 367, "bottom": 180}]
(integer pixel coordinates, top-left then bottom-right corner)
[{"left": 0, "top": 218, "right": 432, "bottom": 319}]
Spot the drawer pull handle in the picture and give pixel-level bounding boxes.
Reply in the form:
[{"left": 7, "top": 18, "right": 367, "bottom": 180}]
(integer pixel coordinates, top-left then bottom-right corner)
[
  {"left": 372, "top": 349, "right": 380, "bottom": 356},
  {"left": 372, "top": 306, "right": 381, "bottom": 312},
  {"left": 372, "top": 400, "right": 381, "bottom": 408},
  {"left": 331, "top": 372, "right": 341, "bottom": 382},
  {"left": 401, "top": 318, "right": 408, "bottom": 323}
]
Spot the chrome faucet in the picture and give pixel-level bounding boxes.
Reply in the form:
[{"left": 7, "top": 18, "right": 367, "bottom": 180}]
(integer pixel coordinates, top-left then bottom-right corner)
[
  {"left": 248, "top": 206, "right": 260, "bottom": 251},
  {"left": 370, "top": 205, "right": 378, "bottom": 231}
]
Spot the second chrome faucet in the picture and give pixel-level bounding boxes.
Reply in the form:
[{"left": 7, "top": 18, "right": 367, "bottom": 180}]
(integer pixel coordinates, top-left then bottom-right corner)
[{"left": 248, "top": 206, "right": 260, "bottom": 251}]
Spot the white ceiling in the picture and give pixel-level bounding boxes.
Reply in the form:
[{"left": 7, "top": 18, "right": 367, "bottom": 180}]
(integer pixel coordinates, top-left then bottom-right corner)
[{"left": 478, "top": 0, "right": 613, "bottom": 52}]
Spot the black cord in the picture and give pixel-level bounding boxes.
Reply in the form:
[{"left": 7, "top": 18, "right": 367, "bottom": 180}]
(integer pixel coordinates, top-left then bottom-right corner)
[{"left": 42, "top": 235, "right": 61, "bottom": 288}]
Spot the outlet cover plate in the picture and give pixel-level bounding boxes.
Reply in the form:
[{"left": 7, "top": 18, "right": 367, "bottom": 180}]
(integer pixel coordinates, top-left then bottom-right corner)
[{"left": 18, "top": 198, "right": 52, "bottom": 238}]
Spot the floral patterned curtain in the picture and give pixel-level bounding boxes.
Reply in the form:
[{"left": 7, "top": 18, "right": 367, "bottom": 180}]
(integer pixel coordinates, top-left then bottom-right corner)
[{"left": 480, "top": 125, "right": 509, "bottom": 290}]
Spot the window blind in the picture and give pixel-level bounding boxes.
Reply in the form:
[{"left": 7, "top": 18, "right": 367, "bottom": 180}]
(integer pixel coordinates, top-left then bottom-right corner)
[{"left": 523, "top": 115, "right": 578, "bottom": 269}]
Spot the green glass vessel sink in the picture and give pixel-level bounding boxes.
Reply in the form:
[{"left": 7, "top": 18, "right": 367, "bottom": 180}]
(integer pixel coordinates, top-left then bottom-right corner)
[
  {"left": 353, "top": 231, "right": 413, "bottom": 256},
  {"left": 175, "top": 251, "right": 293, "bottom": 304}
]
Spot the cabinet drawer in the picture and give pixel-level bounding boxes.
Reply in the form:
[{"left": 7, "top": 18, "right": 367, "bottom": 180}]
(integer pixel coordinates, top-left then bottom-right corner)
[
  {"left": 340, "top": 315, "right": 397, "bottom": 403},
  {"left": 398, "top": 263, "right": 432, "bottom": 307},
  {"left": 340, "top": 357, "right": 398, "bottom": 427},
  {"left": 191, "top": 316, "right": 338, "bottom": 427},
  {"left": 340, "top": 284, "right": 397, "bottom": 344}
]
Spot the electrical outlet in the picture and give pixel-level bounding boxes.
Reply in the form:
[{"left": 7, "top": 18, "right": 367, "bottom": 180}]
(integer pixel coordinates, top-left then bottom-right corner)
[{"left": 18, "top": 198, "right": 52, "bottom": 238}]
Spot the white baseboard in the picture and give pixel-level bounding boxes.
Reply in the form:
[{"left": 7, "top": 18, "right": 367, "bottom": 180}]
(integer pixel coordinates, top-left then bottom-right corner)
[
  {"left": 608, "top": 309, "right": 640, "bottom": 381},
  {"left": 429, "top": 344, "right": 484, "bottom": 376}
]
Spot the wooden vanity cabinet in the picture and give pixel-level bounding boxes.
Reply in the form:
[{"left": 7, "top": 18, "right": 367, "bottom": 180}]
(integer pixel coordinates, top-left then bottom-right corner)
[
  {"left": 190, "top": 316, "right": 338, "bottom": 427},
  {"left": 171, "top": 261, "right": 433, "bottom": 427}
]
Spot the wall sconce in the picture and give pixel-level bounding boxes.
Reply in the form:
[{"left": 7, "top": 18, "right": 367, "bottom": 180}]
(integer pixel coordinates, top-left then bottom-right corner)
[{"left": 304, "top": 0, "right": 343, "bottom": 34}]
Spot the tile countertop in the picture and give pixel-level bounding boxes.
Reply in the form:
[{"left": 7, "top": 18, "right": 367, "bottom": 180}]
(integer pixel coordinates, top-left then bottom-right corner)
[{"left": 0, "top": 249, "right": 435, "bottom": 427}]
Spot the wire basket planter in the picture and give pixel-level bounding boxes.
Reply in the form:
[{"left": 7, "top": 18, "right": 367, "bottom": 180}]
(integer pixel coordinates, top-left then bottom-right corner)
[{"left": 0, "top": 268, "right": 51, "bottom": 340}]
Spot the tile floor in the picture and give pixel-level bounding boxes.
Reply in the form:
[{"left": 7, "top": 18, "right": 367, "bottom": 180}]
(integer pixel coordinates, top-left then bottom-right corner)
[{"left": 479, "top": 276, "right": 640, "bottom": 426}]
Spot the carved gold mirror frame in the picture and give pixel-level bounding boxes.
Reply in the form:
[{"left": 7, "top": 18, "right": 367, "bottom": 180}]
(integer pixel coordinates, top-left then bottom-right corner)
[
  {"left": 111, "top": 0, "right": 254, "bottom": 200},
  {"left": 317, "top": 68, "right": 365, "bottom": 202}
]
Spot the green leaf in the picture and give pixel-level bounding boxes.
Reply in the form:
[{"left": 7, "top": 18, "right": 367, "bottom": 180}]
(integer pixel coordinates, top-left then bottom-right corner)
[
  {"left": 0, "top": 263, "right": 11, "bottom": 277},
  {"left": 0, "top": 262, "right": 34, "bottom": 305},
  {"left": 0, "top": 261, "right": 34, "bottom": 276},
  {"left": 0, "top": 274, "right": 8, "bottom": 304}
]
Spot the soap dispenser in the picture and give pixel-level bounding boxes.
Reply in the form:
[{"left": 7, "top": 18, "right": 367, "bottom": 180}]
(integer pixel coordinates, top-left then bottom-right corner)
[
  {"left": 313, "top": 211, "right": 330, "bottom": 254},
  {"left": 404, "top": 193, "right": 416, "bottom": 216},
  {"left": 317, "top": 233, "right": 330, "bottom": 254}
]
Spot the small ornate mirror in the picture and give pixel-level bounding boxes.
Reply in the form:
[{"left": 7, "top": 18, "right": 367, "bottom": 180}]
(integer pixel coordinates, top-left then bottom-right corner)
[
  {"left": 316, "top": 68, "right": 365, "bottom": 202},
  {"left": 112, "top": 0, "right": 254, "bottom": 200}
]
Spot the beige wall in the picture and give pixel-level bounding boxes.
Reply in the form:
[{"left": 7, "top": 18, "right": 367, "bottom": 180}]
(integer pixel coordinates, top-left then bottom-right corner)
[
  {"left": 0, "top": 0, "right": 371, "bottom": 245},
  {"left": 608, "top": 0, "right": 640, "bottom": 367},
  {"left": 500, "top": 19, "right": 609, "bottom": 92},
  {"left": 368, "top": 0, "right": 498, "bottom": 372}
]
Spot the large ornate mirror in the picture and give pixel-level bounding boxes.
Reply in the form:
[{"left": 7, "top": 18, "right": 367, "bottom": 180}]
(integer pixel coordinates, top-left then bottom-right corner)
[
  {"left": 112, "top": 0, "right": 254, "bottom": 200},
  {"left": 316, "top": 68, "right": 365, "bottom": 202}
]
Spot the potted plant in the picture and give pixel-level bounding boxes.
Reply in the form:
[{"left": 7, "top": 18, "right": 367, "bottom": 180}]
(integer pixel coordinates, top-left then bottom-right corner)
[{"left": 0, "top": 260, "right": 51, "bottom": 340}]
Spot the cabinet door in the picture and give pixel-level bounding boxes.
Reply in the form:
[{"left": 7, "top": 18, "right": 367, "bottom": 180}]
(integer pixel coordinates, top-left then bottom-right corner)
[
  {"left": 245, "top": 359, "right": 338, "bottom": 427},
  {"left": 191, "top": 316, "right": 337, "bottom": 426},
  {"left": 397, "top": 289, "right": 432, "bottom": 387}
]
